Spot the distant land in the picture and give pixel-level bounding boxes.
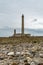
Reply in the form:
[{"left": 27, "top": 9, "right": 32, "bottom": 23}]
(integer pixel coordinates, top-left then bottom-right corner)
[{"left": 0, "top": 26, "right": 43, "bottom": 37}]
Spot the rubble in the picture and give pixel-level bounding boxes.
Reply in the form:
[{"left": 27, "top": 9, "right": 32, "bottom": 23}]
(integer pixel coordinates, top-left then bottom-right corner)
[{"left": 0, "top": 43, "right": 42, "bottom": 65}]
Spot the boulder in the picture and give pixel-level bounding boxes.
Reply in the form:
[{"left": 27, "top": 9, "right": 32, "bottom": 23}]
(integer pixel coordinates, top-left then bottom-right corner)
[
  {"left": 26, "top": 57, "right": 32, "bottom": 63},
  {"left": 31, "top": 46, "right": 38, "bottom": 52},
  {"left": 11, "top": 62, "right": 18, "bottom": 65},
  {"left": 7, "top": 52, "right": 14, "bottom": 56},
  {"left": 30, "top": 61, "right": 37, "bottom": 65},
  {"left": 16, "top": 52, "right": 21, "bottom": 55},
  {"left": 39, "top": 51, "right": 43, "bottom": 58}
]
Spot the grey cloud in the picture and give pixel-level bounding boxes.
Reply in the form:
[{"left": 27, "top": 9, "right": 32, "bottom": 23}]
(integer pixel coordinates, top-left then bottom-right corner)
[
  {"left": 32, "top": 19, "right": 37, "bottom": 22},
  {"left": 0, "top": 0, "right": 43, "bottom": 28}
]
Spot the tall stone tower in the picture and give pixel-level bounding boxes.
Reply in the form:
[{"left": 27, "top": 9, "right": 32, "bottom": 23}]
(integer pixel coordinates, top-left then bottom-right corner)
[{"left": 22, "top": 14, "right": 24, "bottom": 35}]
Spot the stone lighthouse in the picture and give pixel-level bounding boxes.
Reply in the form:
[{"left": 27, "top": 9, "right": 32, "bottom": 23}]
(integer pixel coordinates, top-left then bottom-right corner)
[{"left": 22, "top": 14, "right": 24, "bottom": 35}]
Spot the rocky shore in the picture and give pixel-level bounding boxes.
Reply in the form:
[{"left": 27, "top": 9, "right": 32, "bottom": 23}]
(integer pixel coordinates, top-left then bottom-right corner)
[{"left": 0, "top": 42, "right": 43, "bottom": 65}]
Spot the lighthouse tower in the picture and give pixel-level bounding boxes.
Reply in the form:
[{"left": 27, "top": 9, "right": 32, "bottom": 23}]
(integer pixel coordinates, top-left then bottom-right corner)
[{"left": 22, "top": 14, "right": 24, "bottom": 35}]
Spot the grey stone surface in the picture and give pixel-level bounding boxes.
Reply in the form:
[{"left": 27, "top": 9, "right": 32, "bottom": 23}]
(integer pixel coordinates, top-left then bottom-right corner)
[{"left": 0, "top": 43, "right": 43, "bottom": 65}]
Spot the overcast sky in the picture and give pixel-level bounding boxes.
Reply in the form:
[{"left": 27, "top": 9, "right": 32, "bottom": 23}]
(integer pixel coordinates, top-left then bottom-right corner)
[{"left": 0, "top": 0, "right": 43, "bottom": 29}]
